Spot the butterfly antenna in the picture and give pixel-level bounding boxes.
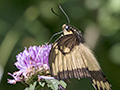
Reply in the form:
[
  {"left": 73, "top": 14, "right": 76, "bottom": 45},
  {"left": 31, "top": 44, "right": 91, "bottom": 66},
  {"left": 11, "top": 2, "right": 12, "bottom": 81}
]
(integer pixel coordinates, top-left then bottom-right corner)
[
  {"left": 59, "top": 3, "right": 70, "bottom": 24},
  {"left": 47, "top": 30, "right": 64, "bottom": 44},
  {"left": 51, "top": 8, "right": 67, "bottom": 22}
]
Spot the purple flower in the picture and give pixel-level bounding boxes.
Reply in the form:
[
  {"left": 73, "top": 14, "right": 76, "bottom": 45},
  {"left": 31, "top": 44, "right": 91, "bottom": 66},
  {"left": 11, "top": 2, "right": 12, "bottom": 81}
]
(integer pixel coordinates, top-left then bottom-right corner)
[{"left": 7, "top": 44, "right": 52, "bottom": 85}]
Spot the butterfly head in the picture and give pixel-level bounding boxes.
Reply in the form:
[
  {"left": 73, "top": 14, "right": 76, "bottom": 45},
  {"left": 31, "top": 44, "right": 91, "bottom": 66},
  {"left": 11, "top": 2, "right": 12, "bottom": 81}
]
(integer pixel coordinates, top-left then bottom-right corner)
[
  {"left": 62, "top": 24, "right": 74, "bottom": 35},
  {"left": 62, "top": 24, "right": 84, "bottom": 43},
  {"left": 62, "top": 24, "right": 82, "bottom": 35}
]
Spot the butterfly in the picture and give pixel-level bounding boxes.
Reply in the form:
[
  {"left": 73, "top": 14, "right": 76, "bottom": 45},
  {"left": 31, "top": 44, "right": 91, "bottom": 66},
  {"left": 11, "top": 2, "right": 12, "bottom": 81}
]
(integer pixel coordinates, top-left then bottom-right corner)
[{"left": 49, "top": 3, "right": 112, "bottom": 90}]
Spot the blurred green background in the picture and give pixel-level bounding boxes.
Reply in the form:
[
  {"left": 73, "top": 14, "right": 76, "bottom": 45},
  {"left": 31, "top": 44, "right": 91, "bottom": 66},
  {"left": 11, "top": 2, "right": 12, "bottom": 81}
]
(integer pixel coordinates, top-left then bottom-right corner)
[{"left": 0, "top": 0, "right": 120, "bottom": 90}]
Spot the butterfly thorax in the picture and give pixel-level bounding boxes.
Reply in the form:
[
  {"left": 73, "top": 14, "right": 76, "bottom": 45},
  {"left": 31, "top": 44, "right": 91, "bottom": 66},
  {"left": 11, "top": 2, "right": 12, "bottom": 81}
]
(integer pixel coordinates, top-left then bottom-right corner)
[{"left": 62, "top": 24, "right": 84, "bottom": 44}]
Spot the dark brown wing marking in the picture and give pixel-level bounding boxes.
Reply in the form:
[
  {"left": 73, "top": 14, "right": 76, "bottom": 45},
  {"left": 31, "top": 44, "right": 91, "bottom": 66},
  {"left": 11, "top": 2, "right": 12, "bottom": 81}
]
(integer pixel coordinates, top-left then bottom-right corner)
[
  {"left": 55, "top": 34, "right": 79, "bottom": 54},
  {"left": 89, "top": 71, "right": 112, "bottom": 90}
]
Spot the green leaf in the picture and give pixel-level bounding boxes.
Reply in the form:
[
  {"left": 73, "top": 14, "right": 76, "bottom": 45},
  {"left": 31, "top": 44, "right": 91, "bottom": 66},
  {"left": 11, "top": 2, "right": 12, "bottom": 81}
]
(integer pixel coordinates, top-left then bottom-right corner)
[
  {"left": 59, "top": 80, "right": 67, "bottom": 88},
  {"left": 38, "top": 81, "right": 45, "bottom": 87},
  {"left": 24, "top": 81, "right": 37, "bottom": 90},
  {"left": 45, "top": 79, "right": 67, "bottom": 90}
]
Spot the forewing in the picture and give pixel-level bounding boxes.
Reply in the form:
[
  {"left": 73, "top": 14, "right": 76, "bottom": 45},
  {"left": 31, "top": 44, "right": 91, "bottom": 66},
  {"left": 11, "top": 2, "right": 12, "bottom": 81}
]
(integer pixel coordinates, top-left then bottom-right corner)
[{"left": 49, "top": 35, "right": 90, "bottom": 79}]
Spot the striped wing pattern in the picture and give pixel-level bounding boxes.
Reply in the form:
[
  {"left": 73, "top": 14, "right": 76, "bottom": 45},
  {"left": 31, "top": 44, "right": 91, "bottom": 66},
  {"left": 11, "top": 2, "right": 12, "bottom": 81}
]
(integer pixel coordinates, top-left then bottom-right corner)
[{"left": 49, "top": 35, "right": 112, "bottom": 90}]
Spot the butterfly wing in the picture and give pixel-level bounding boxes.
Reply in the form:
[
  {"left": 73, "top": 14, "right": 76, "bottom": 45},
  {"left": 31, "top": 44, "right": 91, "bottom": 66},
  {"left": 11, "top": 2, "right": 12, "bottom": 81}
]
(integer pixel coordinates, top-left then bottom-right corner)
[
  {"left": 78, "top": 44, "right": 112, "bottom": 90},
  {"left": 49, "top": 34, "right": 90, "bottom": 79},
  {"left": 49, "top": 35, "right": 112, "bottom": 90}
]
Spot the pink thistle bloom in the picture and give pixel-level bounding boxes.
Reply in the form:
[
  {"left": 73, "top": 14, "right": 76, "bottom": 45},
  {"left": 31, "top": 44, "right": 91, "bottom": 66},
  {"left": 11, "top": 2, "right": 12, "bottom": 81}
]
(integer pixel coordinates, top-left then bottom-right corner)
[{"left": 7, "top": 44, "right": 53, "bottom": 85}]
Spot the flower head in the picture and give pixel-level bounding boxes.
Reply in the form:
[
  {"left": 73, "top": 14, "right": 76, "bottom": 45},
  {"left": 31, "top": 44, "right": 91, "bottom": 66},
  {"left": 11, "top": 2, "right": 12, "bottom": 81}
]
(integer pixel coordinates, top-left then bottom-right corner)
[{"left": 8, "top": 44, "right": 52, "bottom": 84}]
